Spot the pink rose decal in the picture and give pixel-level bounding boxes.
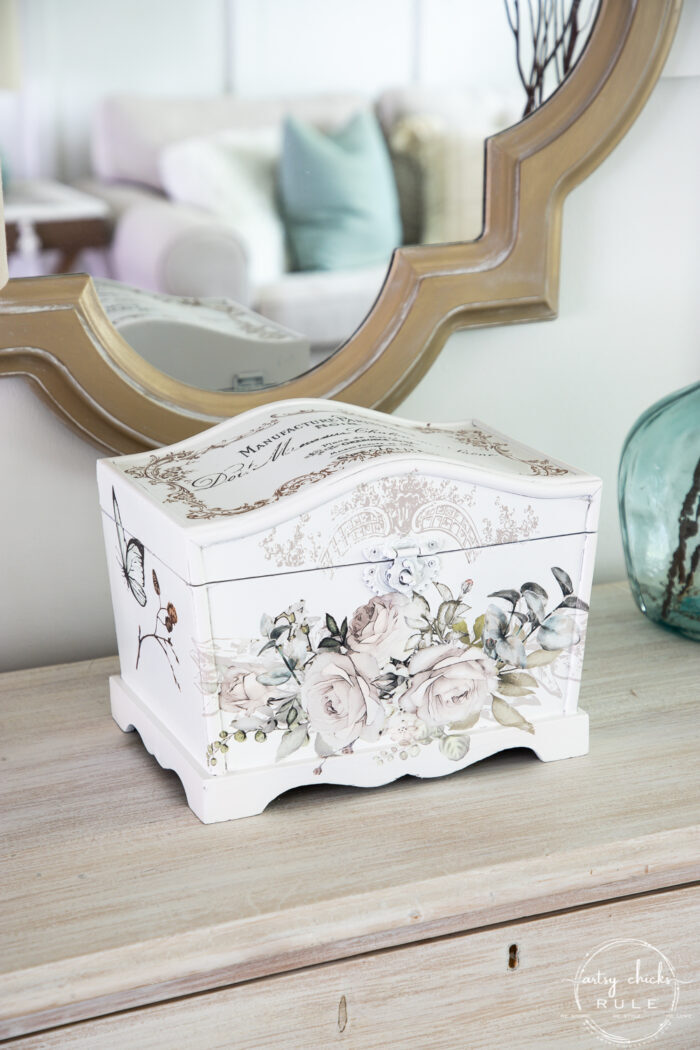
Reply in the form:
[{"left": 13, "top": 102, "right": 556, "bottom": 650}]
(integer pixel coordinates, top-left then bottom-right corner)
[
  {"left": 219, "top": 663, "right": 281, "bottom": 718},
  {"left": 303, "top": 652, "right": 383, "bottom": 750},
  {"left": 346, "top": 593, "right": 419, "bottom": 667},
  {"left": 400, "top": 645, "right": 498, "bottom": 727}
]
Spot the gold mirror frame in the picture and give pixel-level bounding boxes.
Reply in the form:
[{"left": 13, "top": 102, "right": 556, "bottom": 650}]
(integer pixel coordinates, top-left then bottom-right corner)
[{"left": 0, "top": 0, "right": 680, "bottom": 454}]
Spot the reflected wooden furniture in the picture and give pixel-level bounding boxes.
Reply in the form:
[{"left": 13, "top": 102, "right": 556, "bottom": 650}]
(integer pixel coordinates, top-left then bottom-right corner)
[
  {"left": 2, "top": 582, "right": 698, "bottom": 1047},
  {"left": 3, "top": 179, "right": 111, "bottom": 274}
]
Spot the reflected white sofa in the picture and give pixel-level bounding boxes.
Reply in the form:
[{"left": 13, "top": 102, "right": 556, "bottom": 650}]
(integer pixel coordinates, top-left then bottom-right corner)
[{"left": 81, "top": 90, "right": 516, "bottom": 349}]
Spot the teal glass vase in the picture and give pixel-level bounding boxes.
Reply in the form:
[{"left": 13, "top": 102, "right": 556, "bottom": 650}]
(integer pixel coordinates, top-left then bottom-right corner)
[{"left": 619, "top": 381, "right": 700, "bottom": 640}]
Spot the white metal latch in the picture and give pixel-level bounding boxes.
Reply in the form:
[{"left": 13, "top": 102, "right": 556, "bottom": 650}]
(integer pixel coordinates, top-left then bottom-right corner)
[{"left": 363, "top": 537, "right": 441, "bottom": 597}]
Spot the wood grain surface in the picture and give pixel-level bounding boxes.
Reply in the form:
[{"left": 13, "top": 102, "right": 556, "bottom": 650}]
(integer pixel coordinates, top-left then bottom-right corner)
[
  {"left": 11, "top": 886, "right": 700, "bottom": 1049},
  {"left": 1, "top": 582, "right": 699, "bottom": 1038}
]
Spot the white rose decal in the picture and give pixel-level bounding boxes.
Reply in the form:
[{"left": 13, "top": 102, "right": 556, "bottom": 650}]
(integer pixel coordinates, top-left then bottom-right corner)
[
  {"left": 346, "top": 593, "right": 420, "bottom": 667},
  {"left": 400, "top": 645, "right": 498, "bottom": 727},
  {"left": 219, "top": 663, "right": 280, "bottom": 718},
  {"left": 303, "top": 652, "right": 384, "bottom": 749}
]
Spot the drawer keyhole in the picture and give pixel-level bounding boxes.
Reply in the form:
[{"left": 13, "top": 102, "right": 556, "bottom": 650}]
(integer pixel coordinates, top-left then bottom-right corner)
[{"left": 508, "top": 943, "right": 519, "bottom": 970}]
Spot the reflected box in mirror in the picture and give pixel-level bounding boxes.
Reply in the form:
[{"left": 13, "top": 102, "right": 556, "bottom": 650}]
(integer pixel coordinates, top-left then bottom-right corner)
[
  {"left": 97, "top": 400, "right": 601, "bottom": 824},
  {"left": 93, "top": 279, "right": 312, "bottom": 392}
]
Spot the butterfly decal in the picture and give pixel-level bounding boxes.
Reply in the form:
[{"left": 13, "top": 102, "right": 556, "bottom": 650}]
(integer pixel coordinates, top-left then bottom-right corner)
[{"left": 113, "top": 487, "right": 147, "bottom": 607}]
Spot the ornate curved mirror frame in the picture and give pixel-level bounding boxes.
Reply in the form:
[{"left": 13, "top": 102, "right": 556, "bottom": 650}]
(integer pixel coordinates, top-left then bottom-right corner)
[{"left": 0, "top": 0, "right": 680, "bottom": 455}]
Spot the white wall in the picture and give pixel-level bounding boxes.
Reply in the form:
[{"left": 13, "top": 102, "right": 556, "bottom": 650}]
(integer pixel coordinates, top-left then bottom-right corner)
[
  {"left": 228, "top": 0, "right": 415, "bottom": 98},
  {"left": 228, "top": 0, "right": 529, "bottom": 100},
  {"left": 12, "top": 0, "right": 228, "bottom": 180},
  {"left": 4, "top": 0, "right": 525, "bottom": 181},
  {"left": 0, "top": 378, "right": 112, "bottom": 671}
]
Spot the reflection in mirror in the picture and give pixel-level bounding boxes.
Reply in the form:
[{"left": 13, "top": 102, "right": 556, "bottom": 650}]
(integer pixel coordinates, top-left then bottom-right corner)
[
  {"left": 95, "top": 280, "right": 311, "bottom": 392},
  {"left": 504, "top": 0, "right": 600, "bottom": 118},
  {"left": 2, "top": 0, "right": 598, "bottom": 391}
]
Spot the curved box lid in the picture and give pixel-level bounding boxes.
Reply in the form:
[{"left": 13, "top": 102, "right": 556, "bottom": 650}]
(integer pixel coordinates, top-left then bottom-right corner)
[{"left": 97, "top": 400, "right": 601, "bottom": 584}]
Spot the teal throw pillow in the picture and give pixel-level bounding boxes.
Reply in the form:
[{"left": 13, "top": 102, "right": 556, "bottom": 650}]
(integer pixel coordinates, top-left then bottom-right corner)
[{"left": 280, "top": 110, "right": 402, "bottom": 272}]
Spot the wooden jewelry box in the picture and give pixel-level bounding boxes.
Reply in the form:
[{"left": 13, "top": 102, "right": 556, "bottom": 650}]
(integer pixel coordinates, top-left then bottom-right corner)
[{"left": 97, "top": 399, "right": 601, "bottom": 823}]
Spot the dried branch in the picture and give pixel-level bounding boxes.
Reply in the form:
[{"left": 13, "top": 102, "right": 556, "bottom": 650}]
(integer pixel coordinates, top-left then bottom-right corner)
[{"left": 504, "top": 0, "right": 598, "bottom": 117}]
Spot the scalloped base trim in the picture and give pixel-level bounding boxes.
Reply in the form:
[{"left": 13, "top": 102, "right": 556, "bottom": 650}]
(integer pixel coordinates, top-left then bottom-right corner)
[{"left": 110, "top": 675, "right": 589, "bottom": 824}]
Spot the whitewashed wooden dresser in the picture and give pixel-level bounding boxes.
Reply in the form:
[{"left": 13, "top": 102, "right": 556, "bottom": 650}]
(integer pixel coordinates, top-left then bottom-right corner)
[{"left": 1, "top": 582, "right": 698, "bottom": 1048}]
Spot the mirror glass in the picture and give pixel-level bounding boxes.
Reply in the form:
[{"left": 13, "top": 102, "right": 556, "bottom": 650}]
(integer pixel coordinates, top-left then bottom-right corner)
[{"left": 1, "top": 0, "right": 598, "bottom": 393}]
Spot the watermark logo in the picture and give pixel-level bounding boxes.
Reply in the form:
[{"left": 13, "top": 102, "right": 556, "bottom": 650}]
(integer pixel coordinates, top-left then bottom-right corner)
[{"left": 568, "top": 938, "right": 687, "bottom": 1045}]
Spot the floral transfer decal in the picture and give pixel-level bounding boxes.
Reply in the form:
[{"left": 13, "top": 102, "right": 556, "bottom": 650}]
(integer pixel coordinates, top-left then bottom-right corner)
[
  {"left": 199, "top": 566, "right": 588, "bottom": 770},
  {"left": 136, "top": 569, "right": 181, "bottom": 690}
]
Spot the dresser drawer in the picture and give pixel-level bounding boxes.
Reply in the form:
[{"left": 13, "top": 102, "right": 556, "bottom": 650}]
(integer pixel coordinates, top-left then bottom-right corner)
[{"left": 14, "top": 885, "right": 698, "bottom": 1049}]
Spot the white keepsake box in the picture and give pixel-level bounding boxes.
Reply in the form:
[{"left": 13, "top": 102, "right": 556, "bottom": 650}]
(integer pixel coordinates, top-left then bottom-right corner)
[{"left": 98, "top": 399, "right": 601, "bottom": 824}]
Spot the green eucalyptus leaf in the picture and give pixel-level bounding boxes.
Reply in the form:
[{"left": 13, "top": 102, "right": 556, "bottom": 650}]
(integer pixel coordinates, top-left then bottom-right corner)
[
  {"left": 559, "top": 595, "right": 589, "bottom": 611},
  {"left": 437, "top": 599, "right": 461, "bottom": 626},
  {"left": 318, "top": 637, "right": 341, "bottom": 651},
  {"left": 521, "top": 581, "right": 548, "bottom": 599},
  {"left": 256, "top": 669, "right": 291, "bottom": 686},
  {"left": 499, "top": 671, "right": 538, "bottom": 689},
  {"left": 286, "top": 705, "right": 300, "bottom": 727},
  {"left": 526, "top": 648, "right": 562, "bottom": 667},
  {"left": 276, "top": 723, "right": 309, "bottom": 761},
  {"left": 488, "top": 589, "right": 520, "bottom": 606},
  {"left": 448, "top": 710, "right": 480, "bottom": 731},
  {"left": 521, "top": 590, "right": 545, "bottom": 621},
  {"left": 491, "top": 696, "right": 535, "bottom": 734},
  {"left": 435, "top": 582, "right": 453, "bottom": 602},
  {"left": 495, "top": 681, "right": 535, "bottom": 697},
  {"left": 551, "top": 566, "right": 573, "bottom": 597},
  {"left": 452, "top": 619, "right": 470, "bottom": 641},
  {"left": 406, "top": 616, "right": 430, "bottom": 630},
  {"left": 439, "top": 734, "right": 470, "bottom": 761},
  {"left": 325, "top": 613, "right": 339, "bottom": 636},
  {"left": 314, "top": 733, "right": 336, "bottom": 758}
]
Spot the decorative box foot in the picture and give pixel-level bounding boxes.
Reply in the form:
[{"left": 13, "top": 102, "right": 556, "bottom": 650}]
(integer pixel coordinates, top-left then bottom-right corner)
[{"left": 110, "top": 676, "right": 272, "bottom": 823}]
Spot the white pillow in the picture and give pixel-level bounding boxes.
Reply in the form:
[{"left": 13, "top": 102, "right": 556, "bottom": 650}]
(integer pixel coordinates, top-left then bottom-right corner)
[{"left": 159, "top": 127, "right": 286, "bottom": 287}]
